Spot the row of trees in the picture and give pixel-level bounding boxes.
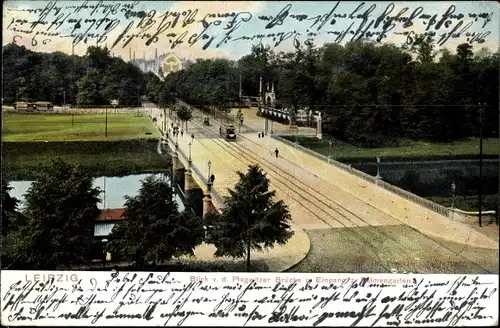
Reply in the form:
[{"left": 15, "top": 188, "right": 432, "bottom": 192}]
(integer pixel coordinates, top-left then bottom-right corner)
[
  {"left": 2, "top": 160, "right": 293, "bottom": 271},
  {"left": 157, "top": 39, "right": 498, "bottom": 147},
  {"left": 5, "top": 38, "right": 497, "bottom": 146},
  {"left": 2, "top": 44, "right": 150, "bottom": 107}
]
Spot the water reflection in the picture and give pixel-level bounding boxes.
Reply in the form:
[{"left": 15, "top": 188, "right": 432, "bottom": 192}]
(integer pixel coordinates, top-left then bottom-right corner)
[{"left": 9, "top": 173, "right": 185, "bottom": 212}]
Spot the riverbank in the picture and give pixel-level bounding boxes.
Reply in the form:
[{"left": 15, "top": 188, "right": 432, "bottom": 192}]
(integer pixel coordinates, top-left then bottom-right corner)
[
  {"left": 2, "top": 140, "right": 170, "bottom": 180},
  {"left": 283, "top": 136, "right": 499, "bottom": 161},
  {"left": 427, "top": 195, "right": 499, "bottom": 212}
]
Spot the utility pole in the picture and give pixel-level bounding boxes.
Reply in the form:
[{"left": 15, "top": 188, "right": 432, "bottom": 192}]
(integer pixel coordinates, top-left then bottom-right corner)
[
  {"left": 239, "top": 69, "right": 242, "bottom": 125},
  {"left": 105, "top": 106, "right": 108, "bottom": 137},
  {"left": 478, "top": 103, "right": 484, "bottom": 227}
]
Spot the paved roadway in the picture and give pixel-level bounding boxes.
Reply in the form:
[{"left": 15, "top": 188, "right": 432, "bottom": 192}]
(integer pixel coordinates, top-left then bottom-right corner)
[{"left": 146, "top": 103, "right": 499, "bottom": 274}]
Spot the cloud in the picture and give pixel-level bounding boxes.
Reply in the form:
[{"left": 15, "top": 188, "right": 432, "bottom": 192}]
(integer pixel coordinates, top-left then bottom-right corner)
[
  {"left": 2, "top": 0, "right": 264, "bottom": 61},
  {"left": 107, "top": 0, "right": 264, "bottom": 61},
  {"left": 3, "top": 1, "right": 497, "bottom": 60}
]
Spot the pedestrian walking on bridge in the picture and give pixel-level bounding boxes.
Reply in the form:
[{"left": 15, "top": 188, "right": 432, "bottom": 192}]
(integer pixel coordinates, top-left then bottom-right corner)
[
  {"left": 275, "top": 148, "right": 279, "bottom": 158},
  {"left": 219, "top": 126, "right": 222, "bottom": 136},
  {"left": 181, "top": 129, "right": 184, "bottom": 137}
]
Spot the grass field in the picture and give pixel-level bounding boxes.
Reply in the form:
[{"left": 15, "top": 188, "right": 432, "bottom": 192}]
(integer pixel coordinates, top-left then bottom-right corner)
[
  {"left": 2, "top": 112, "right": 160, "bottom": 141},
  {"left": 283, "top": 136, "right": 499, "bottom": 160}
]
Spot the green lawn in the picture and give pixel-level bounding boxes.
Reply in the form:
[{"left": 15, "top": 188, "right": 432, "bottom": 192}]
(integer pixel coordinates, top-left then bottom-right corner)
[
  {"left": 284, "top": 136, "right": 499, "bottom": 160},
  {"left": 2, "top": 112, "right": 160, "bottom": 141}
]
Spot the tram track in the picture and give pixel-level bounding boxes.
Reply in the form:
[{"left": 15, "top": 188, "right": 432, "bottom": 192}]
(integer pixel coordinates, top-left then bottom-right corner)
[
  {"left": 233, "top": 134, "right": 496, "bottom": 272},
  {"left": 216, "top": 137, "right": 495, "bottom": 274},
  {"left": 167, "top": 106, "right": 494, "bottom": 273},
  {"left": 208, "top": 139, "right": 413, "bottom": 272},
  {"left": 188, "top": 108, "right": 419, "bottom": 271},
  {"left": 216, "top": 137, "right": 495, "bottom": 273}
]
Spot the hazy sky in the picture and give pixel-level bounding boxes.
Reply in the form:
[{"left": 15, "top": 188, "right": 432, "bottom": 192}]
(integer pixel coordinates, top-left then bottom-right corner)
[{"left": 3, "top": 1, "right": 499, "bottom": 61}]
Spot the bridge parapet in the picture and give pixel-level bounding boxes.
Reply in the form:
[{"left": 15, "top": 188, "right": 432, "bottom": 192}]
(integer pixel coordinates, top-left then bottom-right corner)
[
  {"left": 271, "top": 134, "right": 451, "bottom": 218},
  {"left": 167, "top": 134, "right": 225, "bottom": 213}
]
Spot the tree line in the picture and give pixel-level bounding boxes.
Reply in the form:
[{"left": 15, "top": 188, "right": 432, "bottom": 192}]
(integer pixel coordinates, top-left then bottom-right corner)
[
  {"left": 1, "top": 160, "right": 293, "bottom": 272},
  {"left": 2, "top": 44, "right": 155, "bottom": 107},
  {"left": 4, "top": 39, "right": 498, "bottom": 146},
  {"left": 157, "top": 39, "right": 498, "bottom": 147}
]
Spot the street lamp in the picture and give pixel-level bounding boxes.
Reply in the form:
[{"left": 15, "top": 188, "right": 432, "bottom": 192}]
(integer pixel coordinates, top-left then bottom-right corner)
[
  {"left": 375, "top": 157, "right": 382, "bottom": 179},
  {"left": 207, "top": 160, "right": 212, "bottom": 182},
  {"left": 328, "top": 140, "right": 333, "bottom": 163},
  {"left": 451, "top": 181, "right": 456, "bottom": 219},
  {"left": 188, "top": 141, "right": 192, "bottom": 163}
]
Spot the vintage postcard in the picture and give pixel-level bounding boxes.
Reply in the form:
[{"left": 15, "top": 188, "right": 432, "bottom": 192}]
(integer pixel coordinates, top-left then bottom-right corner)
[{"left": 1, "top": 0, "right": 499, "bottom": 326}]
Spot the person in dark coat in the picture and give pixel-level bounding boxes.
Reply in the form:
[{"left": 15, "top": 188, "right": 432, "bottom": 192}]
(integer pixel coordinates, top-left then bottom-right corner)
[
  {"left": 210, "top": 174, "right": 215, "bottom": 184},
  {"left": 275, "top": 148, "right": 279, "bottom": 158}
]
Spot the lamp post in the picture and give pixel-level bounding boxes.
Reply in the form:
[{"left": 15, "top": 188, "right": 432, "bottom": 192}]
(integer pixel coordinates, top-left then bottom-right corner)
[
  {"left": 375, "top": 157, "right": 382, "bottom": 179},
  {"left": 328, "top": 140, "right": 333, "bottom": 163},
  {"left": 207, "top": 160, "right": 212, "bottom": 183},
  {"left": 63, "top": 91, "right": 66, "bottom": 108},
  {"left": 136, "top": 86, "right": 141, "bottom": 117},
  {"left": 188, "top": 141, "right": 192, "bottom": 163},
  {"left": 163, "top": 108, "right": 167, "bottom": 134},
  {"left": 451, "top": 181, "right": 456, "bottom": 219}
]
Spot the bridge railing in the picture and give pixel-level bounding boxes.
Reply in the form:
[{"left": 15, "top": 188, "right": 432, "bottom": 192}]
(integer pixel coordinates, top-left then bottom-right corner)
[
  {"left": 271, "top": 134, "right": 450, "bottom": 218},
  {"left": 167, "top": 135, "right": 226, "bottom": 210}
]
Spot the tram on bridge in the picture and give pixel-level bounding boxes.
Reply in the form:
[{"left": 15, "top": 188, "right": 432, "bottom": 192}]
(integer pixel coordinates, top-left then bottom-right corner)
[{"left": 224, "top": 124, "right": 236, "bottom": 140}]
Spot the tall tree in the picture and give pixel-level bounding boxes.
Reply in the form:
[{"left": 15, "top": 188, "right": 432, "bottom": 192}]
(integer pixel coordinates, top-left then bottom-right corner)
[
  {"left": 106, "top": 176, "right": 204, "bottom": 268},
  {"left": 206, "top": 164, "right": 293, "bottom": 271},
  {"left": 12, "top": 159, "right": 100, "bottom": 269},
  {"left": 76, "top": 68, "right": 105, "bottom": 105},
  {"left": 176, "top": 105, "right": 193, "bottom": 130},
  {"left": 1, "top": 180, "right": 20, "bottom": 236}
]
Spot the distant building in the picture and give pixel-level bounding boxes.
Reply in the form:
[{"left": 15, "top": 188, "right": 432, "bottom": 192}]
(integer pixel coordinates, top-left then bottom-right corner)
[{"left": 131, "top": 51, "right": 191, "bottom": 78}]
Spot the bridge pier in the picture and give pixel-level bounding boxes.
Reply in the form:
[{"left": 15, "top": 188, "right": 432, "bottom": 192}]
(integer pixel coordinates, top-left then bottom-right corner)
[
  {"left": 184, "top": 168, "right": 203, "bottom": 217},
  {"left": 171, "top": 152, "right": 179, "bottom": 184},
  {"left": 203, "top": 183, "right": 216, "bottom": 217},
  {"left": 171, "top": 151, "right": 185, "bottom": 190},
  {"left": 316, "top": 114, "right": 323, "bottom": 140}
]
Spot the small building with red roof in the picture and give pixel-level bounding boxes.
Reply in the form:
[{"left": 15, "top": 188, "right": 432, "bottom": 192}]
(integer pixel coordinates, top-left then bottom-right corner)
[{"left": 94, "top": 208, "right": 126, "bottom": 238}]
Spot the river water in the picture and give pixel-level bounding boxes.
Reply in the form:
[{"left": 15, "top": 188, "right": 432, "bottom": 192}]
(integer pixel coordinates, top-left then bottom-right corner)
[{"left": 9, "top": 173, "right": 185, "bottom": 212}]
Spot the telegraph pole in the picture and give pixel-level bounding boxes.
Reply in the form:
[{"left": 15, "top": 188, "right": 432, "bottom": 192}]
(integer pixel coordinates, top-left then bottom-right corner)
[
  {"left": 478, "top": 103, "right": 484, "bottom": 227},
  {"left": 239, "top": 69, "right": 242, "bottom": 124}
]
